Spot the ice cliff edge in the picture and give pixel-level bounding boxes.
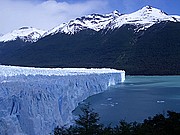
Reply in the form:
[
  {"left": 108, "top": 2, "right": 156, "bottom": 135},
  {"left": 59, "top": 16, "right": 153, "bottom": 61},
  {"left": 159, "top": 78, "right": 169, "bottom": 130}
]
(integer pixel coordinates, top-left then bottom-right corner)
[{"left": 0, "top": 65, "right": 125, "bottom": 135}]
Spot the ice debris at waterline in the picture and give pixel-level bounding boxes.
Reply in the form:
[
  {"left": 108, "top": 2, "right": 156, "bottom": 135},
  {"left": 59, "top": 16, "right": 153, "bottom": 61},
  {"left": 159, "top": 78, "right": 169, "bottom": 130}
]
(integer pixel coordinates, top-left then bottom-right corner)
[{"left": 0, "top": 65, "right": 125, "bottom": 135}]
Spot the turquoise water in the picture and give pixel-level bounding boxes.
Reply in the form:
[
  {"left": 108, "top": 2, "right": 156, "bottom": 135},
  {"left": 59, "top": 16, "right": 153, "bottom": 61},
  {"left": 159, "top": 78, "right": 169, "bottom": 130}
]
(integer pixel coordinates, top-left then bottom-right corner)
[{"left": 73, "top": 76, "right": 180, "bottom": 126}]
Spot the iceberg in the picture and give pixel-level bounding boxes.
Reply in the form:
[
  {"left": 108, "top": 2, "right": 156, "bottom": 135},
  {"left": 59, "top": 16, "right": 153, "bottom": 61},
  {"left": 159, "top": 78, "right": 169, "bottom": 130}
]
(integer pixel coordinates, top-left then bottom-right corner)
[{"left": 0, "top": 65, "right": 125, "bottom": 135}]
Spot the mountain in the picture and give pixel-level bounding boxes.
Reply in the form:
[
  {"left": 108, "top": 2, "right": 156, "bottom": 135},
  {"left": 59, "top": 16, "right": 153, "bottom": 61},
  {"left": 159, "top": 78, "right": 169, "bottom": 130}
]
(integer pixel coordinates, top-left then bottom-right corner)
[
  {"left": 1, "top": 6, "right": 179, "bottom": 42},
  {"left": 44, "top": 6, "right": 178, "bottom": 35},
  {"left": 0, "top": 27, "right": 46, "bottom": 43},
  {"left": 44, "top": 10, "right": 121, "bottom": 35},
  {"left": 0, "top": 6, "right": 180, "bottom": 75}
]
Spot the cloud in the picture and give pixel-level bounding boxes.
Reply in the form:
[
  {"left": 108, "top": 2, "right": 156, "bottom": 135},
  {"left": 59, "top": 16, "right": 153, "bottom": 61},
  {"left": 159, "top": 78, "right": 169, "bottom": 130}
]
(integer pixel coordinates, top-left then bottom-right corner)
[{"left": 0, "top": 0, "right": 109, "bottom": 34}]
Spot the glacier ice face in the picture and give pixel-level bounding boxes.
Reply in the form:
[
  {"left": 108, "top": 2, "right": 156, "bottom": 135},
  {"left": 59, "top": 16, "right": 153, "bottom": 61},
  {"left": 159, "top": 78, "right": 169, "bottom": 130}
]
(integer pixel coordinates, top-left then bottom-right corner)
[{"left": 0, "top": 66, "right": 125, "bottom": 135}]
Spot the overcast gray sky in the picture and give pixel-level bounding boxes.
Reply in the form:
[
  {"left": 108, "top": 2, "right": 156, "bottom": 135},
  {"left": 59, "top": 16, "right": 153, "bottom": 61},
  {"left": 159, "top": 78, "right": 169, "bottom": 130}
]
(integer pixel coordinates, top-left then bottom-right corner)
[{"left": 0, "top": 0, "right": 180, "bottom": 34}]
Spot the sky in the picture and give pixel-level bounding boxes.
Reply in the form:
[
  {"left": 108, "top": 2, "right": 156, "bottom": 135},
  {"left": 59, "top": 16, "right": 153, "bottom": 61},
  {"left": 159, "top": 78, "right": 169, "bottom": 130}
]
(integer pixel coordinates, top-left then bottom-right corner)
[{"left": 0, "top": 0, "right": 180, "bottom": 34}]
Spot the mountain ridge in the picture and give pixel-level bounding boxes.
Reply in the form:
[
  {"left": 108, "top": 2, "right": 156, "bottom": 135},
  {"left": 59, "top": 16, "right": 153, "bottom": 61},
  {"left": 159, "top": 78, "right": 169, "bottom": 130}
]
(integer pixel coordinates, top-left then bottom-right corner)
[{"left": 0, "top": 6, "right": 180, "bottom": 43}]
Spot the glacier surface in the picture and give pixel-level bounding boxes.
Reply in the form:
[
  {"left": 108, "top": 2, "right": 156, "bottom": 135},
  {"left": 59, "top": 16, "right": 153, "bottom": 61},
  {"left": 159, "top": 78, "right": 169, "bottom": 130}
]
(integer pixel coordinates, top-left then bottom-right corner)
[{"left": 0, "top": 65, "right": 125, "bottom": 135}]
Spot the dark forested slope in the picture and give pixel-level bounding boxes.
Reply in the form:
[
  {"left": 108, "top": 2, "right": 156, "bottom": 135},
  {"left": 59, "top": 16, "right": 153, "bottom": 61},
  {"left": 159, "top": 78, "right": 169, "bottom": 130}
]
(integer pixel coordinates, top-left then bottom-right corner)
[{"left": 0, "top": 22, "right": 179, "bottom": 75}]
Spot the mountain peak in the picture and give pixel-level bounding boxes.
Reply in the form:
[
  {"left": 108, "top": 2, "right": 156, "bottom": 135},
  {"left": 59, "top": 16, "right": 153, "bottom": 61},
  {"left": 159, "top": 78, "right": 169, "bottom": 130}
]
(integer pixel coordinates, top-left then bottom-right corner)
[
  {"left": 112, "top": 10, "right": 121, "bottom": 16},
  {"left": 139, "top": 5, "right": 168, "bottom": 15},
  {"left": 140, "top": 5, "right": 160, "bottom": 12},
  {"left": 0, "top": 27, "right": 46, "bottom": 43},
  {"left": 145, "top": 5, "right": 153, "bottom": 9},
  {"left": 130, "top": 5, "right": 171, "bottom": 20}
]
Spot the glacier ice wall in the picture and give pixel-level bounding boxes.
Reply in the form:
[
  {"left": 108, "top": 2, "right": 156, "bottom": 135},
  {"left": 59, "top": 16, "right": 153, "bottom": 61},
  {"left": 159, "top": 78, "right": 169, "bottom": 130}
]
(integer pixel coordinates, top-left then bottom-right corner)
[{"left": 0, "top": 66, "right": 125, "bottom": 135}]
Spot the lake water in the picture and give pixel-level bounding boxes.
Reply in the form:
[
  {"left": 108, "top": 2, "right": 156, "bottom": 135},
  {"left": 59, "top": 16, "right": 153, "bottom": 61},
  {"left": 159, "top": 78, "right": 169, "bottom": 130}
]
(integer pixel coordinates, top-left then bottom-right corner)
[{"left": 73, "top": 76, "right": 180, "bottom": 126}]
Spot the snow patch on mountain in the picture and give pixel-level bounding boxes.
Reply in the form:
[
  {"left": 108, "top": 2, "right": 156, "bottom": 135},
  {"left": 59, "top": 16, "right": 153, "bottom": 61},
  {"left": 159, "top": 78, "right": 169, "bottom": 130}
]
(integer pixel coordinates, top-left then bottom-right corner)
[
  {"left": 171, "top": 15, "right": 180, "bottom": 22},
  {"left": 0, "top": 65, "right": 125, "bottom": 135},
  {"left": 0, "top": 27, "right": 46, "bottom": 43}
]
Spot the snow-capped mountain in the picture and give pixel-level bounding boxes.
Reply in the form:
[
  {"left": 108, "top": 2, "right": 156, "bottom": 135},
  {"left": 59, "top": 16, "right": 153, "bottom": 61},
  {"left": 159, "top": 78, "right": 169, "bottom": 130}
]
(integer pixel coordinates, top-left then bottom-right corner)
[
  {"left": 44, "top": 10, "right": 121, "bottom": 35},
  {"left": 112, "top": 6, "right": 178, "bottom": 32},
  {"left": 1, "top": 6, "right": 180, "bottom": 43},
  {"left": 45, "top": 6, "right": 179, "bottom": 35},
  {"left": 0, "top": 6, "right": 179, "bottom": 75},
  {"left": 0, "top": 27, "right": 46, "bottom": 43}
]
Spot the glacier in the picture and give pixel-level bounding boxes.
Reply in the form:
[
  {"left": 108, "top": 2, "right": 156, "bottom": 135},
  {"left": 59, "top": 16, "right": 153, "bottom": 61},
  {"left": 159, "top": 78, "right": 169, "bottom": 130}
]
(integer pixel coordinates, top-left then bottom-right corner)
[{"left": 0, "top": 65, "right": 125, "bottom": 135}]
